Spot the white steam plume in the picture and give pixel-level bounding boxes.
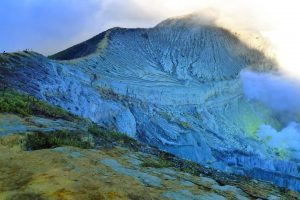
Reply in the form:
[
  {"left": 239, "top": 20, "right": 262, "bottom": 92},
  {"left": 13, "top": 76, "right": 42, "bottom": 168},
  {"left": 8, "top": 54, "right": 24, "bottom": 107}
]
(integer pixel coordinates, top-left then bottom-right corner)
[
  {"left": 241, "top": 70, "right": 300, "bottom": 158},
  {"left": 257, "top": 123, "right": 300, "bottom": 156},
  {"left": 241, "top": 70, "right": 300, "bottom": 113}
]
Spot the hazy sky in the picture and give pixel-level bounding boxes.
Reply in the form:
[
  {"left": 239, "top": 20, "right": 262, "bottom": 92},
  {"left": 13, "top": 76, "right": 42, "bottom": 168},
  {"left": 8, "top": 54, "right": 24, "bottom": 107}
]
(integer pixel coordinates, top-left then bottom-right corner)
[
  {"left": 0, "top": 0, "right": 300, "bottom": 74},
  {"left": 0, "top": 0, "right": 264, "bottom": 55},
  {"left": 0, "top": 0, "right": 165, "bottom": 55}
]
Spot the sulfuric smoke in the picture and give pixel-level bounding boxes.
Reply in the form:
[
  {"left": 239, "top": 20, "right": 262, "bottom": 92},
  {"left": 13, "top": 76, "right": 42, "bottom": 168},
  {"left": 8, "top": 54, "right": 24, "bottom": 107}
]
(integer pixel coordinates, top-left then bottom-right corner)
[{"left": 241, "top": 70, "right": 300, "bottom": 157}]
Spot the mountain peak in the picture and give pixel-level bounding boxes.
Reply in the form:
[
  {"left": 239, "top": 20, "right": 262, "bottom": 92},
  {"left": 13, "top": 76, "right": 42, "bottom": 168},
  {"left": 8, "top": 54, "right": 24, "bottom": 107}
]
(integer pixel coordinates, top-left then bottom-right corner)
[
  {"left": 155, "top": 13, "right": 215, "bottom": 28},
  {"left": 1, "top": 14, "right": 295, "bottom": 192},
  {"left": 49, "top": 14, "right": 274, "bottom": 83}
]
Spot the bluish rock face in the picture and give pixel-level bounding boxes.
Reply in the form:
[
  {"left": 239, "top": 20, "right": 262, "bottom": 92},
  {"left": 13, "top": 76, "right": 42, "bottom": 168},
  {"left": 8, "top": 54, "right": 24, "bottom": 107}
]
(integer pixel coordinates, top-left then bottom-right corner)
[{"left": 1, "top": 15, "right": 299, "bottom": 191}]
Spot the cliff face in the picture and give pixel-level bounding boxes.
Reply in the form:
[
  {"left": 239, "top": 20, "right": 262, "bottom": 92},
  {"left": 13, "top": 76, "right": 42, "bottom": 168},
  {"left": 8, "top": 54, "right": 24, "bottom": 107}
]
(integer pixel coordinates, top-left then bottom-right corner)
[{"left": 1, "top": 15, "right": 299, "bottom": 191}]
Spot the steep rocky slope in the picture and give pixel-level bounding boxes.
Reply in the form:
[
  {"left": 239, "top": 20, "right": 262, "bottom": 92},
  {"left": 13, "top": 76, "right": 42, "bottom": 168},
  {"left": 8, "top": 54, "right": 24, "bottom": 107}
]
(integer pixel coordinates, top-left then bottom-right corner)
[
  {"left": 1, "top": 14, "right": 299, "bottom": 192},
  {"left": 0, "top": 107, "right": 297, "bottom": 199}
]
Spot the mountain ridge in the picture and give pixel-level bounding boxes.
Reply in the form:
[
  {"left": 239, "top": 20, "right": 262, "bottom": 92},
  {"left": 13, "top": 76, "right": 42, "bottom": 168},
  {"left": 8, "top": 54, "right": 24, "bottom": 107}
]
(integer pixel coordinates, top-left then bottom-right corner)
[{"left": 0, "top": 14, "right": 299, "bottom": 192}]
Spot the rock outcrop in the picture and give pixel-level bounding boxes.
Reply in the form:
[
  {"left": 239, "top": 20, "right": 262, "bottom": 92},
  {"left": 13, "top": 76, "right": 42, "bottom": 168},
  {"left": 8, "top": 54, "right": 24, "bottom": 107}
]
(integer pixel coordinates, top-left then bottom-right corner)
[{"left": 1, "top": 14, "right": 299, "bottom": 191}]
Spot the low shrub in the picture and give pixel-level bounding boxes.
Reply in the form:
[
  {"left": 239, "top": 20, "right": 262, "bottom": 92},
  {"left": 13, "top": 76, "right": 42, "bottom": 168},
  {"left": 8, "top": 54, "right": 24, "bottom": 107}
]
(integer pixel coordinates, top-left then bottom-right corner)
[
  {"left": 141, "top": 157, "right": 174, "bottom": 168},
  {"left": 24, "top": 130, "right": 92, "bottom": 150},
  {"left": 88, "top": 124, "right": 139, "bottom": 149}
]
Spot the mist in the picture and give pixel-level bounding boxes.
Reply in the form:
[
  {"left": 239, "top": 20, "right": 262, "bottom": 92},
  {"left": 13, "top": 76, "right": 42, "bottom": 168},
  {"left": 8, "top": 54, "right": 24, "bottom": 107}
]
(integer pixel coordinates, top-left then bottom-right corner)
[
  {"left": 241, "top": 70, "right": 300, "bottom": 113},
  {"left": 257, "top": 123, "right": 300, "bottom": 157},
  {"left": 241, "top": 70, "right": 300, "bottom": 157}
]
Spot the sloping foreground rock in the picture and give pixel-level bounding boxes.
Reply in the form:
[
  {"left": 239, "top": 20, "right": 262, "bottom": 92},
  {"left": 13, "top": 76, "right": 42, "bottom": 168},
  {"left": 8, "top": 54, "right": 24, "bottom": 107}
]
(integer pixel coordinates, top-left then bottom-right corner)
[{"left": 0, "top": 113, "right": 298, "bottom": 199}]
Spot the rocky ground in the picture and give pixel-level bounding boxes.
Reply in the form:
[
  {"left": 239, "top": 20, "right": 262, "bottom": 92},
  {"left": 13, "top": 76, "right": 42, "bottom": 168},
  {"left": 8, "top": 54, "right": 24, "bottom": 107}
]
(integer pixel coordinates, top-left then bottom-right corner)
[{"left": 0, "top": 112, "right": 298, "bottom": 200}]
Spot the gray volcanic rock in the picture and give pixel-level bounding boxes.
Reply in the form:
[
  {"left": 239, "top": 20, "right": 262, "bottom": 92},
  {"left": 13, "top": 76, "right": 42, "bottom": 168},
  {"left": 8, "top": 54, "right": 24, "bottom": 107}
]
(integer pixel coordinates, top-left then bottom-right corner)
[{"left": 1, "top": 15, "right": 299, "bottom": 191}]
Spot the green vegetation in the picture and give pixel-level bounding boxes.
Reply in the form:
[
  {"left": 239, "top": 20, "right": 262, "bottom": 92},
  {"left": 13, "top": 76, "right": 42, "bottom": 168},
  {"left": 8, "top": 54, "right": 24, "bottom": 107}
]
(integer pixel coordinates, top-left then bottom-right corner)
[
  {"left": 24, "top": 130, "right": 92, "bottom": 150},
  {"left": 0, "top": 90, "right": 74, "bottom": 120},
  {"left": 141, "top": 157, "right": 174, "bottom": 168},
  {"left": 274, "top": 147, "right": 289, "bottom": 160},
  {"left": 23, "top": 124, "right": 139, "bottom": 151},
  {"left": 88, "top": 124, "right": 139, "bottom": 149},
  {"left": 0, "top": 56, "right": 9, "bottom": 64},
  {"left": 158, "top": 111, "right": 172, "bottom": 121},
  {"left": 145, "top": 147, "right": 213, "bottom": 176},
  {"left": 177, "top": 120, "right": 192, "bottom": 129}
]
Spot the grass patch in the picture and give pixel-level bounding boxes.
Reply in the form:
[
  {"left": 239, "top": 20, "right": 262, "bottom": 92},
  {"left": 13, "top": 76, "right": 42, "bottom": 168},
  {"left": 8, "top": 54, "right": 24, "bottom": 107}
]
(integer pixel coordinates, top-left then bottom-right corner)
[
  {"left": 20, "top": 124, "right": 139, "bottom": 151},
  {"left": 24, "top": 130, "right": 92, "bottom": 150},
  {"left": 88, "top": 124, "right": 139, "bottom": 149},
  {"left": 141, "top": 157, "right": 174, "bottom": 168},
  {"left": 0, "top": 90, "right": 74, "bottom": 120}
]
